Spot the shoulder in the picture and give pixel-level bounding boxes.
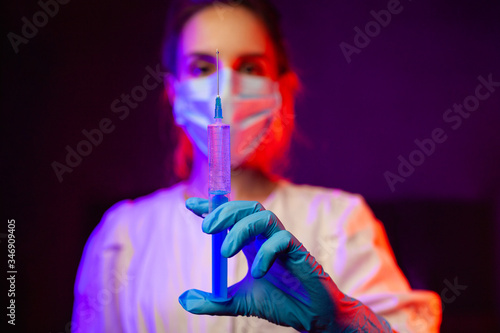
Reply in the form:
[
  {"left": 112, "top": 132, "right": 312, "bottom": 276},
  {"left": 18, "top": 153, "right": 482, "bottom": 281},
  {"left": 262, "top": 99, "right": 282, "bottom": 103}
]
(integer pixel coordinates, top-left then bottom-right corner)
[
  {"left": 277, "top": 181, "right": 372, "bottom": 225},
  {"left": 282, "top": 181, "right": 363, "bottom": 201},
  {"left": 86, "top": 182, "right": 187, "bottom": 250}
]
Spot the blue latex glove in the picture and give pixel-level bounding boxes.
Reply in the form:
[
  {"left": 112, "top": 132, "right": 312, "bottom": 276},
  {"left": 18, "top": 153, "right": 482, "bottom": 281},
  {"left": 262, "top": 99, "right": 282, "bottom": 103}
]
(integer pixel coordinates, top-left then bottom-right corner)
[{"left": 180, "top": 198, "right": 393, "bottom": 332}]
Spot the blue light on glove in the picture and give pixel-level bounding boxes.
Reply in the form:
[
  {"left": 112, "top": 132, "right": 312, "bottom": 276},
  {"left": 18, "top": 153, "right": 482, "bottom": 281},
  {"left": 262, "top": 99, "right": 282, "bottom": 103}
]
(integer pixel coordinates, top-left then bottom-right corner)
[{"left": 180, "top": 198, "right": 393, "bottom": 332}]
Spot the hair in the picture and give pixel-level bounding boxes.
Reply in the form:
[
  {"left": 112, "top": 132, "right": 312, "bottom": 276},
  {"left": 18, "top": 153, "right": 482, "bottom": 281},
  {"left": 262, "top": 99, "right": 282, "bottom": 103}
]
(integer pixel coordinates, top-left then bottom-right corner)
[{"left": 161, "top": 0, "right": 299, "bottom": 181}]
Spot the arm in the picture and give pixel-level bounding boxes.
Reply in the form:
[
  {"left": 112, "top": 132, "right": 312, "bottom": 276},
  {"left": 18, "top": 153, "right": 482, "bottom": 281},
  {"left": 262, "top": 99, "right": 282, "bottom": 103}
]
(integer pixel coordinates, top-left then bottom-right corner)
[
  {"left": 72, "top": 202, "right": 133, "bottom": 333},
  {"left": 332, "top": 196, "right": 442, "bottom": 332}
]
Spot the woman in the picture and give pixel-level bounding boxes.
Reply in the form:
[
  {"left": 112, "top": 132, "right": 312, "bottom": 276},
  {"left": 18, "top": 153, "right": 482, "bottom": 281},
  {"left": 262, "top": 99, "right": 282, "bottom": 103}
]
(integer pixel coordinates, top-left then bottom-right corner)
[{"left": 72, "top": 0, "right": 442, "bottom": 332}]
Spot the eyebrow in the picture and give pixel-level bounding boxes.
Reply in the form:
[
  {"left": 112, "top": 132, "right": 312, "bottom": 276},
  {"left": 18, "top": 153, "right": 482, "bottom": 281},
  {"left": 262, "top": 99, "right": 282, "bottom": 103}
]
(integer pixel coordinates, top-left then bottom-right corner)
[
  {"left": 185, "top": 52, "right": 216, "bottom": 63},
  {"left": 239, "top": 53, "right": 270, "bottom": 62},
  {"left": 185, "top": 52, "right": 270, "bottom": 62}
]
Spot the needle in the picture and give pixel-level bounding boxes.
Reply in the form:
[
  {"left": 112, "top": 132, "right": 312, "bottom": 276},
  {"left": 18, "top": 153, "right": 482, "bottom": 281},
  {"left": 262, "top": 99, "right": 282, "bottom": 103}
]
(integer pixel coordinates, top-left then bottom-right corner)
[{"left": 216, "top": 49, "right": 219, "bottom": 97}]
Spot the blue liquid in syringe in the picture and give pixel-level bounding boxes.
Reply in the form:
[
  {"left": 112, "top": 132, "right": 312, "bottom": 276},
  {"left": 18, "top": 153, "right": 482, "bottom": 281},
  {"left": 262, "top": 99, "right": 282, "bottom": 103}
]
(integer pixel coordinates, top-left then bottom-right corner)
[{"left": 209, "top": 192, "right": 229, "bottom": 300}]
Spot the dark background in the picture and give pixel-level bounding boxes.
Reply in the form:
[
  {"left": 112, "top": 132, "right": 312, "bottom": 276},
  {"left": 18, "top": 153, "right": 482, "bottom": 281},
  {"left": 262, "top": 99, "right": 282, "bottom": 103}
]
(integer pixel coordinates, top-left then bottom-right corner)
[{"left": 2, "top": 0, "right": 499, "bottom": 332}]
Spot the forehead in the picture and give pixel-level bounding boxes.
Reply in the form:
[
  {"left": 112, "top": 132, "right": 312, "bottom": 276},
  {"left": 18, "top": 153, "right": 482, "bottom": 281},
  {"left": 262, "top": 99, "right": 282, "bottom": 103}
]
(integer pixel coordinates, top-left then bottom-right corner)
[{"left": 178, "top": 6, "right": 273, "bottom": 60}]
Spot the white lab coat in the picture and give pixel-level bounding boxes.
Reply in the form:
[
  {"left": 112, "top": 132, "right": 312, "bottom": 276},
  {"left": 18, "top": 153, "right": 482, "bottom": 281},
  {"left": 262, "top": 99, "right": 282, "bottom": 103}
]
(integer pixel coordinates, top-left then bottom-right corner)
[{"left": 72, "top": 180, "right": 441, "bottom": 332}]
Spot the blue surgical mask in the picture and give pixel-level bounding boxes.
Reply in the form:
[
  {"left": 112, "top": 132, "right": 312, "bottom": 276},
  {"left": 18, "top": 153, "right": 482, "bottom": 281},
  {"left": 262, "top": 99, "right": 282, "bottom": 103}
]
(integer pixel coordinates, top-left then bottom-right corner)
[{"left": 172, "top": 69, "right": 282, "bottom": 167}]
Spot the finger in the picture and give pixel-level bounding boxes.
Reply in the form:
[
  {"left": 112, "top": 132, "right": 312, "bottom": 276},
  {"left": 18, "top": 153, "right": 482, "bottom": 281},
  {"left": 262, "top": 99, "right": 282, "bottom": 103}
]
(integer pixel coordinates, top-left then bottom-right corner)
[
  {"left": 251, "top": 230, "right": 326, "bottom": 285},
  {"left": 250, "top": 230, "right": 298, "bottom": 278},
  {"left": 221, "top": 210, "right": 285, "bottom": 258},
  {"left": 178, "top": 289, "right": 237, "bottom": 316},
  {"left": 185, "top": 197, "right": 209, "bottom": 218},
  {"left": 202, "top": 200, "right": 265, "bottom": 234}
]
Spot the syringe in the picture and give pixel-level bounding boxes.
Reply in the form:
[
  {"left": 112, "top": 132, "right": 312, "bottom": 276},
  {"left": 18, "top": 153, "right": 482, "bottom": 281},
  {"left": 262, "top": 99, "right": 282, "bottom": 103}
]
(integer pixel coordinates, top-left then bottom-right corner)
[{"left": 208, "top": 49, "right": 230, "bottom": 300}]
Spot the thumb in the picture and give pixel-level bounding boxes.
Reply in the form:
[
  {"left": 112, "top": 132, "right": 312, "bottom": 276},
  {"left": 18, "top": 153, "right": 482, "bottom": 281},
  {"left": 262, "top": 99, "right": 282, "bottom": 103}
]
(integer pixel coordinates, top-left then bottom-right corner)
[
  {"left": 185, "top": 198, "right": 209, "bottom": 218},
  {"left": 178, "top": 289, "right": 237, "bottom": 316}
]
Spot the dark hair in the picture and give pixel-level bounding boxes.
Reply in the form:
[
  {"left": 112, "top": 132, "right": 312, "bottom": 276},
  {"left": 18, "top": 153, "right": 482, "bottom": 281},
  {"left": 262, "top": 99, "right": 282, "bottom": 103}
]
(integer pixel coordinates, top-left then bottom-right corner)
[{"left": 161, "top": 0, "right": 291, "bottom": 77}]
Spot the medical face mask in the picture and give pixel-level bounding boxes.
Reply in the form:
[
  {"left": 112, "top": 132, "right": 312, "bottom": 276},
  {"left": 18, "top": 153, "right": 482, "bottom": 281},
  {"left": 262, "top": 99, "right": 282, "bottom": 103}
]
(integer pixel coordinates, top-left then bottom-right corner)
[{"left": 172, "top": 69, "right": 282, "bottom": 167}]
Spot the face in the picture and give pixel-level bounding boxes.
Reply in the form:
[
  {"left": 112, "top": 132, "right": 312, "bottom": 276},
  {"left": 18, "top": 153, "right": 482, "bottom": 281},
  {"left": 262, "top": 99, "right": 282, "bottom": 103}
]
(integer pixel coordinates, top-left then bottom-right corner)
[
  {"left": 167, "top": 5, "right": 294, "bottom": 176},
  {"left": 174, "top": 6, "right": 279, "bottom": 83}
]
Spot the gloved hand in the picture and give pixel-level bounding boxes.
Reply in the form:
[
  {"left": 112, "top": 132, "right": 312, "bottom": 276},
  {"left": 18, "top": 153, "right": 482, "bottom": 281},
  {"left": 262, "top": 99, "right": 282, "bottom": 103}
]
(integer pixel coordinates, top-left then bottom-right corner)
[{"left": 179, "top": 198, "right": 392, "bottom": 332}]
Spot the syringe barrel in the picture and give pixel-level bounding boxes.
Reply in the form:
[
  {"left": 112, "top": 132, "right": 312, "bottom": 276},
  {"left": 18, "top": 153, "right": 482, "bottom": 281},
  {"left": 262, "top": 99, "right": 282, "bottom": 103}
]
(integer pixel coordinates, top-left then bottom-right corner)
[{"left": 208, "top": 120, "right": 231, "bottom": 211}]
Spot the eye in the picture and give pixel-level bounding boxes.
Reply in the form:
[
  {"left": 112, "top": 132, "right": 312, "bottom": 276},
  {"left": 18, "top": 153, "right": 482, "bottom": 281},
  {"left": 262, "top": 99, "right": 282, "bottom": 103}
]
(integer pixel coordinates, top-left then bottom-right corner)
[
  {"left": 238, "top": 61, "right": 265, "bottom": 76},
  {"left": 188, "top": 59, "right": 216, "bottom": 77}
]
